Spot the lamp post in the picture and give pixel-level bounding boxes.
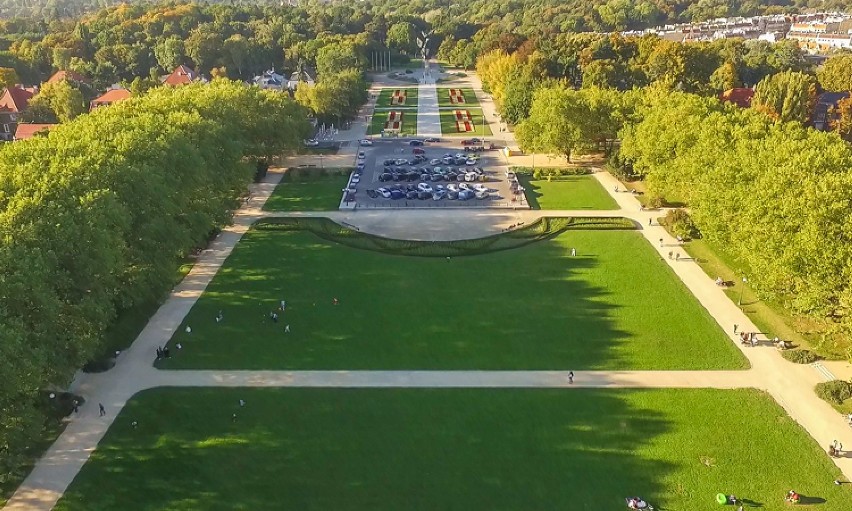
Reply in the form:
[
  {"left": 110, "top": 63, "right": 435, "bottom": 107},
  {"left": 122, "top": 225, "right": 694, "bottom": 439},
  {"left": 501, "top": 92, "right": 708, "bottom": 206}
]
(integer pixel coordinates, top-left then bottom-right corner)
[{"left": 737, "top": 276, "right": 748, "bottom": 306}]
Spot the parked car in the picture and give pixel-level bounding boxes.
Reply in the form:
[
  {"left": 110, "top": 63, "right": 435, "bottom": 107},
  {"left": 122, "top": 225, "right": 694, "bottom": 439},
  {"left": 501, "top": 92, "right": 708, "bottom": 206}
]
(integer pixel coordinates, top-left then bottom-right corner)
[
  {"left": 447, "top": 190, "right": 459, "bottom": 200},
  {"left": 303, "top": 139, "right": 319, "bottom": 147},
  {"left": 417, "top": 182, "right": 433, "bottom": 193},
  {"left": 424, "top": 137, "right": 440, "bottom": 142},
  {"left": 390, "top": 189, "right": 405, "bottom": 199},
  {"left": 465, "top": 158, "right": 477, "bottom": 165},
  {"left": 464, "top": 172, "right": 477, "bottom": 182},
  {"left": 357, "top": 151, "right": 366, "bottom": 159},
  {"left": 408, "top": 139, "right": 424, "bottom": 146},
  {"left": 367, "top": 189, "right": 378, "bottom": 198},
  {"left": 447, "top": 183, "right": 459, "bottom": 192},
  {"left": 413, "top": 148, "right": 426, "bottom": 155},
  {"left": 378, "top": 188, "right": 392, "bottom": 198},
  {"left": 430, "top": 158, "right": 441, "bottom": 165},
  {"left": 417, "top": 190, "right": 432, "bottom": 200},
  {"left": 475, "top": 190, "right": 489, "bottom": 200},
  {"left": 379, "top": 173, "right": 393, "bottom": 182},
  {"left": 406, "top": 190, "right": 418, "bottom": 200},
  {"left": 459, "top": 189, "right": 475, "bottom": 200},
  {"left": 356, "top": 163, "right": 365, "bottom": 172},
  {"left": 359, "top": 139, "right": 373, "bottom": 146},
  {"left": 473, "top": 183, "right": 488, "bottom": 192},
  {"left": 432, "top": 190, "right": 447, "bottom": 200}
]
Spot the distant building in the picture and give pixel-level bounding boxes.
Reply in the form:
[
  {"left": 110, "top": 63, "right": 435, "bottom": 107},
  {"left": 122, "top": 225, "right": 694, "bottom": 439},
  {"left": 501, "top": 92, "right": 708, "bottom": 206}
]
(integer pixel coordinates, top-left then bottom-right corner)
[
  {"left": 90, "top": 88, "right": 131, "bottom": 110},
  {"left": 14, "top": 123, "right": 56, "bottom": 140},
  {"left": 812, "top": 91, "right": 850, "bottom": 131},
  {"left": 287, "top": 68, "right": 315, "bottom": 91},
  {"left": 0, "top": 85, "right": 37, "bottom": 141},
  {"left": 162, "top": 65, "right": 203, "bottom": 86},
  {"left": 253, "top": 69, "right": 286, "bottom": 91},
  {"left": 45, "top": 70, "right": 90, "bottom": 85},
  {"left": 719, "top": 88, "right": 755, "bottom": 108}
]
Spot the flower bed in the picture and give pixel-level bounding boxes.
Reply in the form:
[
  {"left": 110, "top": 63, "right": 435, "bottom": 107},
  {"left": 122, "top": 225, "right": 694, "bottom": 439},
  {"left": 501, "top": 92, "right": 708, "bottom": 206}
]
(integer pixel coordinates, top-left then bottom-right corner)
[
  {"left": 456, "top": 120, "right": 474, "bottom": 132},
  {"left": 391, "top": 89, "right": 406, "bottom": 106},
  {"left": 449, "top": 89, "right": 465, "bottom": 104},
  {"left": 385, "top": 111, "right": 403, "bottom": 132},
  {"left": 453, "top": 110, "right": 472, "bottom": 122}
]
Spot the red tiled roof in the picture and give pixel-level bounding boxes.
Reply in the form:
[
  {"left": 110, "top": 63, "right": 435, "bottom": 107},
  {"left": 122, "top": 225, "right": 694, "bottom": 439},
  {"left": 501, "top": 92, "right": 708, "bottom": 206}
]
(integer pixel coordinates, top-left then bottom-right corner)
[
  {"left": 46, "top": 70, "right": 89, "bottom": 85},
  {"left": 14, "top": 123, "right": 56, "bottom": 140},
  {"left": 163, "top": 65, "right": 199, "bottom": 86},
  {"left": 90, "top": 88, "right": 131, "bottom": 108},
  {"left": 719, "top": 88, "right": 754, "bottom": 108},
  {"left": 0, "top": 87, "right": 35, "bottom": 113}
]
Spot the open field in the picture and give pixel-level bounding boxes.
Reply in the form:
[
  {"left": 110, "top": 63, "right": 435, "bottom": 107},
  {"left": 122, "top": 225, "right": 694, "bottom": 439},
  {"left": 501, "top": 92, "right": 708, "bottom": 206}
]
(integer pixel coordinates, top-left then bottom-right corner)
[
  {"left": 519, "top": 174, "right": 620, "bottom": 210},
  {"left": 375, "top": 87, "right": 419, "bottom": 108},
  {"left": 439, "top": 108, "right": 492, "bottom": 137},
  {"left": 437, "top": 87, "right": 480, "bottom": 107},
  {"left": 263, "top": 171, "right": 349, "bottom": 212},
  {"left": 54, "top": 388, "right": 850, "bottom": 511},
  {"left": 160, "top": 226, "right": 744, "bottom": 370}
]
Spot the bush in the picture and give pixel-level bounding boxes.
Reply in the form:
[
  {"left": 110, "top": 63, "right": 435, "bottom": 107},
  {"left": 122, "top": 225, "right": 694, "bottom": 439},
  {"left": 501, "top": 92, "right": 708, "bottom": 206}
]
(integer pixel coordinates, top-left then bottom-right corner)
[
  {"left": 664, "top": 209, "right": 700, "bottom": 240},
  {"left": 646, "top": 194, "right": 664, "bottom": 209},
  {"left": 511, "top": 166, "right": 590, "bottom": 180},
  {"left": 782, "top": 349, "right": 818, "bottom": 364},
  {"left": 816, "top": 380, "right": 852, "bottom": 405}
]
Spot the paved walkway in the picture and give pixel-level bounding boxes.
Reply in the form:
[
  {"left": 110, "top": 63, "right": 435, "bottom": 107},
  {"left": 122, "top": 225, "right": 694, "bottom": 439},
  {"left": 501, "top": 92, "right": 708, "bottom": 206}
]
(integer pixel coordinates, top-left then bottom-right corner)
[
  {"left": 416, "top": 61, "right": 441, "bottom": 136},
  {"left": 7, "top": 88, "right": 852, "bottom": 510}
]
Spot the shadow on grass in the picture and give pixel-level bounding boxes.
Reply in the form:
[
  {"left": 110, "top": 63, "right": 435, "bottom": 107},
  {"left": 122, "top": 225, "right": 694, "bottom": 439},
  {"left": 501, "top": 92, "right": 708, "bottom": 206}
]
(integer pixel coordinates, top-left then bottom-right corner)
[{"left": 54, "top": 388, "right": 674, "bottom": 511}]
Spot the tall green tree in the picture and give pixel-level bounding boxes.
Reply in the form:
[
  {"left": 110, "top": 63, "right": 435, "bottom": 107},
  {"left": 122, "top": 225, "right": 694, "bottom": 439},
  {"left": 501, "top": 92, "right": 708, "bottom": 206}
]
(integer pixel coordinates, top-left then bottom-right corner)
[
  {"left": 817, "top": 54, "right": 852, "bottom": 92},
  {"left": 752, "top": 70, "right": 817, "bottom": 124},
  {"left": 24, "top": 80, "right": 87, "bottom": 123}
]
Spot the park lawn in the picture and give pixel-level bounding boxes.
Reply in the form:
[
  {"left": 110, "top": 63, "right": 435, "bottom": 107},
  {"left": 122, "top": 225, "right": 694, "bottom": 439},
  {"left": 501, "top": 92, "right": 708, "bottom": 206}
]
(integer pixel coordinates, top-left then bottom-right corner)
[
  {"left": 437, "top": 86, "right": 480, "bottom": 107},
  {"left": 519, "top": 174, "right": 619, "bottom": 210},
  {"left": 439, "top": 108, "right": 492, "bottom": 137},
  {"left": 368, "top": 109, "right": 418, "bottom": 136},
  {"left": 375, "top": 87, "right": 419, "bottom": 108},
  {"left": 160, "top": 228, "right": 744, "bottom": 370},
  {"left": 54, "top": 388, "right": 851, "bottom": 511},
  {"left": 262, "top": 172, "right": 348, "bottom": 211}
]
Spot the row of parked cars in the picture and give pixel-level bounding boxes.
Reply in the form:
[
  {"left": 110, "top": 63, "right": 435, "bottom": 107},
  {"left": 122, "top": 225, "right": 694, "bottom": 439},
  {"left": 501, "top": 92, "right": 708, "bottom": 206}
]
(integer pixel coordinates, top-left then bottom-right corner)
[
  {"left": 378, "top": 166, "right": 487, "bottom": 183},
  {"left": 367, "top": 182, "right": 492, "bottom": 201}
]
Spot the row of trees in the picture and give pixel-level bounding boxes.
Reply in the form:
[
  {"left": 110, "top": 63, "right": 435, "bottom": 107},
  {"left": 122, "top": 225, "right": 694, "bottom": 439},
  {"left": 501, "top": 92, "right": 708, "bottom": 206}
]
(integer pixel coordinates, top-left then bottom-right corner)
[{"left": 0, "top": 79, "right": 310, "bottom": 482}]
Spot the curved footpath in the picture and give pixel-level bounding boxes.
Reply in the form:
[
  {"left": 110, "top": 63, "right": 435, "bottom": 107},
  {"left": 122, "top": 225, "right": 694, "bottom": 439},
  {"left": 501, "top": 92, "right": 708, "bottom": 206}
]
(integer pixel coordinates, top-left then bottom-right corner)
[{"left": 6, "top": 163, "right": 852, "bottom": 509}]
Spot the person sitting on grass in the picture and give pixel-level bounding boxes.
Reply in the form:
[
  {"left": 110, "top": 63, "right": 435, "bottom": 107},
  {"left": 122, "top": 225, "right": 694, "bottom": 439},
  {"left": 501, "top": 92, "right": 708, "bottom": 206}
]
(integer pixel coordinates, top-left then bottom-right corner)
[{"left": 785, "top": 490, "right": 800, "bottom": 504}]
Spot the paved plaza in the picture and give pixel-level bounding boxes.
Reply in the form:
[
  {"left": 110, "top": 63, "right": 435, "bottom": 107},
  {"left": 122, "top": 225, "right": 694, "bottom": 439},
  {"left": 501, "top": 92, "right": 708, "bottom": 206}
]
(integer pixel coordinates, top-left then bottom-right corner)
[{"left": 5, "top": 62, "right": 852, "bottom": 510}]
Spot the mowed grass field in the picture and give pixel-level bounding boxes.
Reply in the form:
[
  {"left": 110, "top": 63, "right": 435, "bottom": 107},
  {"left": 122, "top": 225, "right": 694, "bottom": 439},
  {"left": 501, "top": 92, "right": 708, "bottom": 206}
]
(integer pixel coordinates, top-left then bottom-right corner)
[
  {"left": 159, "top": 228, "right": 744, "bottom": 370},
  {"left": 437, "top": 86, "right": 480, "bottom": 107},
  {"left": 375, "top": 87, "right": 419, "bottom": 108},
  {"left": 519, "top": 174, "right": 620, "bottom": 210},
  {"left": 439, "top": 108, "right": 492, "bottom": 137},
  {"left": 368, "top": 109, "right": 418, "bottom": 136},
  {"left": 263, "top": 171, "right": 349, "bottom": 211},
  {"left": 54, "top": 388, "right": 851, "bottom": 511}
]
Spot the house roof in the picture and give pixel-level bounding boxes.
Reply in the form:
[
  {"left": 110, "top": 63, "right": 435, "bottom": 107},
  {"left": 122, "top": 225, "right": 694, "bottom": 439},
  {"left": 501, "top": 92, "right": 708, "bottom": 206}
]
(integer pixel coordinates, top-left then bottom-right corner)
[
  {"left": 91, "top": 88, "right": 131, "bottom": 106},
  {"left": 0, "top": 87, "right": 35, "bottom": 113},
  {"left": 719, "top": 88, "right": 754, "bottom": 108},
  {"left": 46, "top": 70, "right": 89, "bottom": 85},
  {"left": 812, "top": 91, "right": 851, "bottom": 131},
  {"left": 163, "top": 65, "right": 200, "bottom": 86},
  {"left": 14, "top": 123, "right": 56, "bottom": 140}
]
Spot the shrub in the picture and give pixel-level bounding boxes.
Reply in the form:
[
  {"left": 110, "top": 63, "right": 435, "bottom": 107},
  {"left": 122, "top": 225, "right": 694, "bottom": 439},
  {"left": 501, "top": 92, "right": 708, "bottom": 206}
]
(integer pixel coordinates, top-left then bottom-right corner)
[
  {"left": 646, "top": 194, "right": 664, "bottom": 209},
  {"left": 664, "top": 209, "right": 700, "bottom": 240},
  {"left": 816, "top": 380, "right": 852, "bottom": 405},
  {"left": 782, "top": 349, "right": 818, "bottom": 364},
  {"left": 511, "top": 166, "right": 589, "bottom": 180}
]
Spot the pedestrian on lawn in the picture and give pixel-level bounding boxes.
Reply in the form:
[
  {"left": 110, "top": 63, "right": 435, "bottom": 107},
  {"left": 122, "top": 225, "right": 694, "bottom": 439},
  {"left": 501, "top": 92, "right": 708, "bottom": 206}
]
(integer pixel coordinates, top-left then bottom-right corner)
[
  {"left": 99, "top": 403, "right": 106, "bottom": 417},
  {"left": 571, "top": 248, "right": 576, "bottom": 257},
  {"left": 285, "top": 324, "right": 290, "bottom": 333}
]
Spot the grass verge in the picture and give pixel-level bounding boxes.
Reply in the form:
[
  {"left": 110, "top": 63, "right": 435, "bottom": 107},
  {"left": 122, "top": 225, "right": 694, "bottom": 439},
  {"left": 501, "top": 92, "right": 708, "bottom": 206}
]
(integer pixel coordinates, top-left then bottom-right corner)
[{"left": 263, "top": 169, "right": 350, "bottom": 212}]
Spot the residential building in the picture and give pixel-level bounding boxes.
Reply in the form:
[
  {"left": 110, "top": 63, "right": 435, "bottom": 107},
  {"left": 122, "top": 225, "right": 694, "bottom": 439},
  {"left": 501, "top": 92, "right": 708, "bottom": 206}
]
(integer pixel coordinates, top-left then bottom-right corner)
[
  {"left": 719, "top": 88, "right": 755, "bottom": 108},
  {"left": 45, "top": 70, "right": 90, "bottom": 85},
  {"left": 812, "top": 91, "right": 850, "bottom": 131},
  {"left": 253, "top": 69, "right": 286, "bottom": 91},
  {"left": 14, "top": 123, "right": 56, "bottom": 140},
  {"left": 0, "top": 85, "right": 36, "bottom": 142},
  {"left": 162, "top": 65, "right": 203, "bottom": 86},
  {"left": 90, "top": 88, "right": 131, "bottom": 110},
  {"left": 286, "top": 68, "right": 315, "bottom": 91}
]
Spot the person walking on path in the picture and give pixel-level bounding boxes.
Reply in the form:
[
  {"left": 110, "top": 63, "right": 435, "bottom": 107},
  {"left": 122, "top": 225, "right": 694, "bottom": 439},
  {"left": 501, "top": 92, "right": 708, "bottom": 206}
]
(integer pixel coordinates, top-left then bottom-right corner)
[
  {"left": 568, "top": 371, "right": 574, "bottom": 384},
  {"left": 98, "top": 403, "right": 106, "bottom": 417},
  {"left": 659, "top": 238, "right": 664, "bottom": 247},
  {"left": 733, "top": 324, "right": 738, "bottom": 334}
]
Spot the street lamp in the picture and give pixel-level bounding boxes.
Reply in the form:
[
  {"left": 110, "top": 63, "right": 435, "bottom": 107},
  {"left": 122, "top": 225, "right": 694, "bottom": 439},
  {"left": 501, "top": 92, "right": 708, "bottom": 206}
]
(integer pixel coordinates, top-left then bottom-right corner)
[{"left": 737, "top": 276, "right": 748, "bottom": 306}]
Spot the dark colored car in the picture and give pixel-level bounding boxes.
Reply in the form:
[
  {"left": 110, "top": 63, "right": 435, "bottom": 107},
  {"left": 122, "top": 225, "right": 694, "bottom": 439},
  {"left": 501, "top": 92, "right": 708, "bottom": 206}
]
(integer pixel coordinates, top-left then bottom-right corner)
[
  {"left": 417, "top": 190, "right": 432, "bottom": 200},
  {"left": 366, "top": 189, "right": 378, "bottom": 199},
  {"left": 412, "top": 148, "right": 426, "bottom": 155},
  {"left": 379, "top": 173, "right": 393, "bottom": 182},
  {"left": 406, "top": 190, "right": 418, "bottom": 199},
  {"left": 424, "top": 137, "right": 440, "bottom": 142},
  {"left": 390, "top": 189, "right": 405, "bottom": 199},
  {"left": 408, "top": 139, "right": 424, "bottom": 146}
]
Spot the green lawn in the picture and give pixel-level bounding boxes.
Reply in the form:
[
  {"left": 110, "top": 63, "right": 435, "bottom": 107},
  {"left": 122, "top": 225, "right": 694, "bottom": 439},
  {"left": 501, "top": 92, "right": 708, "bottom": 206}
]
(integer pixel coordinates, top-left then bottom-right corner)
[
  {"left": 54, "top": 388, "right": 851, "bottom": 511},
  {"left": 262, "top": 171, "right": 348, "bottom": 211},
  {"left": 160, "top": 227, "right": 744, "bottom": 370},
  {"left": 437, "top": 86, "right": 480, "bottom": 107},
  {"left": 375, "top": 87, "right": 419, "bottom": 108},
  {"left": 439, "top": 108, "right": 492, "bottom": 137},
  {"left": 367, "top": 109, "right": 418, "bottom": 136},
  {"left": 519, "top": 174, "right": 620, "bottom": 210}
]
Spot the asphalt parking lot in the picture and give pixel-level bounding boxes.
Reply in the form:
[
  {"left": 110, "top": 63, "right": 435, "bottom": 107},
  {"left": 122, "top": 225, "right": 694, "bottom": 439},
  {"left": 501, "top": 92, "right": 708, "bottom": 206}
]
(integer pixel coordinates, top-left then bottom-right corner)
[{"left": 347, "top": 139, "right": 524, "bottom": 209}]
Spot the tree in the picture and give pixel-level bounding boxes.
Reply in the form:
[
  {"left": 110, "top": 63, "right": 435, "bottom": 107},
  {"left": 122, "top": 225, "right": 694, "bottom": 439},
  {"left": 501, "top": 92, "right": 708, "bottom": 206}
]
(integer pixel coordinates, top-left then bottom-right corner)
[
  {"left": 0, "top": 67, "right": 19, "bottom": 90},
  {"left": 387, "top": 22, "right": 416, "bottom": 56},
  {"left": 829, "top": 96, "right": 852, "bottom": 141},
  {"left": 154, "top": 36, "right": 185, "bottom": 72},
  {"left": 315, "top": 42, "right": 364, "bottom": 77},
  {"left": 186, "top": 28, "right": 222, "bottom": 75},
  {"left": 710, "top": 62, "right": 740, "bottom": 92},
  {"left": 24, "top": 80, "right": 86, "bottom": 123},
  {"left": 817, "top": 54, "right": 852, "bottom": 92},
  {"left": 223, "top": 34, "right": 250, "bottom": 78},
  {"left": 516, "top": 85, "right": 597, "bottom": 162},
  {"left": 752, "top": 71, "right": 817, "bottom": 124}
]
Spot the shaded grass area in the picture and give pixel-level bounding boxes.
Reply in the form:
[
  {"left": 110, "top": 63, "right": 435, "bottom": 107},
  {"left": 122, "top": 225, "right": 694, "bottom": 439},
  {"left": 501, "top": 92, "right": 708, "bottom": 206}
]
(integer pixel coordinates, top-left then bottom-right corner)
[
  {"left": 519, "top": 174, "right": 619, "bottom": 210},
  {"left": 439, "top": 108, "right": 492, "bottom": 137},
  {"left": 160, "top": 227, "right": 743, "bottom": 370},
  {"left": 437, "top": 86, "right": 480, "bottom": 107},
  {"left": 367, "top": 109, "right": 419, "bottom": 136},
  {"left": 375, "top": 87, "right": 419, "bottom": 108},
  {"left": 263, "top": 171, "right": 349, "bottom": 212},
  {"left": 55, "top": 388, "right": 851, "bottom": 511}
]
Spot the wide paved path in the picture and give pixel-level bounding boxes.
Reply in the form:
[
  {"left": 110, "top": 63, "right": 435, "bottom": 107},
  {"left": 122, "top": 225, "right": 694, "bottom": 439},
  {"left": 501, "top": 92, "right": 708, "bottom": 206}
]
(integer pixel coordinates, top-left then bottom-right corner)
[{"left": 416, "top": 61, "right": 441, "bottom": 136}]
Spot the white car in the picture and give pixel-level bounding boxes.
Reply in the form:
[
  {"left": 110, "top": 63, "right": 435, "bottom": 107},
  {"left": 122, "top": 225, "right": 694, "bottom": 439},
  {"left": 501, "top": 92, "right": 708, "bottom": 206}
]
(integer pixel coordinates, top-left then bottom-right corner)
[
  {"left": 473, "top": 183, "right": 488, "bottom": 192},
  {"left": 465, "top": 158, "right": 477, "bottom": 165},
  {"left": 447, "top": 183, "right": 459, "bottom": 192},
  {"left": 430, "top": 158, "right": 441, "bottom": 165},
  {"left": 464, "top": 172, "right": 477, "bottom": 182},
  {"left": 377, "top": 188, "right": 391, "bottom": 198},
  {"left": 459, "top": 182, "right": 470, "bottom": 190},
  {"left": 350, "top": 175, "right": 361, "bottom": 184},
  {"left": 303, "top": 139, "right": 319, "bottom": 147},
  {"left": 442, "top": 156, "right": 453, "bottom": 165},
  {"left": 475, "top": 190, "right": 489, "bottom": 200},
  {"left": 359, "top": 139, "right": 373, "bottom": 146},
  {"left": 417, "top": 182, "right": 433, "bottom": 193}
]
